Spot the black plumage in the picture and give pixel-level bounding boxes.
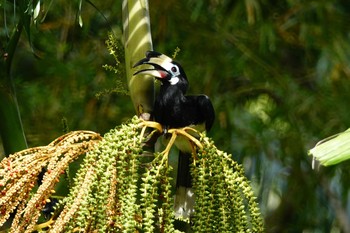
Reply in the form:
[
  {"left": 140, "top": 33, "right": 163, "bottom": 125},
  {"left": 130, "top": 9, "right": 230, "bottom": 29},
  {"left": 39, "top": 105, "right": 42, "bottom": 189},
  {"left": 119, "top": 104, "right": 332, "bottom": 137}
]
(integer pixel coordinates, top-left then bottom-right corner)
[
  {"left": 134, "top": 51, "right": 215, "bottom": 218},
  {"left": 134, "top": 51, "right": 214, "bottom": 132},
  {"left": 154, "top": 73, "right": 214, "bottom": 132}
]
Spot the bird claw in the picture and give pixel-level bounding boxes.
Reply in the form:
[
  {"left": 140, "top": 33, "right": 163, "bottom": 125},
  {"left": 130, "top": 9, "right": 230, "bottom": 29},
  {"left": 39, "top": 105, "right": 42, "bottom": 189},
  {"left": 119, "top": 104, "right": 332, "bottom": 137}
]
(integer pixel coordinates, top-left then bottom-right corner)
[
  {"left": 167, "top": 127, "right": 203, "bottom": 149},
  {"left": 34, "top": 216, "right": 55, "bottom": 231},
  {"left": 162, "top": 127, "right": 203, "bottom": 158},
  {"left": 138, "top": 120, "right": 163, "bottom": 143},
  {"left": 138, "top": 121, "right": 203, "bottom": 158},
  {"left": 138, "top": 120, "right": 163, "bottom": 133}
]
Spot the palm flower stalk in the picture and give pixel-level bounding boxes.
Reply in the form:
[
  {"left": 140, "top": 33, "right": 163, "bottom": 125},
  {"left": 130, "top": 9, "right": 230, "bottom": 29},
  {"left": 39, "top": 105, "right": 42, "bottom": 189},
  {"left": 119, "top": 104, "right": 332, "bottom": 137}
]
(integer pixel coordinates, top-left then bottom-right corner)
[{"left": 0, "top": 117, "right": 263, "bottom": 232}]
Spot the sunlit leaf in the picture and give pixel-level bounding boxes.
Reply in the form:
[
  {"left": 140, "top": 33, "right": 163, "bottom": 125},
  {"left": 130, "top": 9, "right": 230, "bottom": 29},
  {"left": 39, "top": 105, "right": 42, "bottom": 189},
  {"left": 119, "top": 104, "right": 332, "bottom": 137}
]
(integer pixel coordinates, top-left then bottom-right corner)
[
  {"left": 78, "top": 15, "right": 83, "bottom": 27},
  {"left": 78, "top": 0, "right": 83, "bottom": 27},
  {"left": 33, "top": 0, "right": 40, "bottom": 22},
  {"left": 309, "top": 129, "right": 350, "bottom": 166}
]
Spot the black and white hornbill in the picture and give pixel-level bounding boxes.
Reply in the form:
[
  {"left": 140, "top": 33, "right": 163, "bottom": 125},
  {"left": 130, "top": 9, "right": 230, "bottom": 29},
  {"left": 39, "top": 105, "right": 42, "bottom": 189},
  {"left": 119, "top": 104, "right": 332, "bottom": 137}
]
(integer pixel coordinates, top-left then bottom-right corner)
[{"left": 133, "top": 51, "right": 215, "bottom": 218}]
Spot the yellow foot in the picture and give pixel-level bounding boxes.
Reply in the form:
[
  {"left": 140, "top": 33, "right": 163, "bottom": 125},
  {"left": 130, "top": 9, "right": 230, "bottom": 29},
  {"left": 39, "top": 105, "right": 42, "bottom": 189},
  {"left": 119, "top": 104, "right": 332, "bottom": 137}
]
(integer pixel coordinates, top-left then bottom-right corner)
[
  {"left": 138, "top": 120, "right": 163, "bottom": 142},
  {"left": 162, "top": 127, "right": 203, "bottom": 157},
  {"left": 34, "top": 217, "right": 55, "bottom": 231},
  {"left": 167, "top": 127, "right": 202, "bottom": 149},
  {"left": 138, "top": 121, "right": 203, "bottom": 157}
]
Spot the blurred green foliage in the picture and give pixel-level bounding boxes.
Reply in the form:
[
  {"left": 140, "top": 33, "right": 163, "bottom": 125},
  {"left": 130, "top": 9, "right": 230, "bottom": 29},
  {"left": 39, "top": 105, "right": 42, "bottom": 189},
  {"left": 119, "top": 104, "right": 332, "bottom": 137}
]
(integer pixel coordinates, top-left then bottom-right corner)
[{"left": 1, "top": 0, "right": 350, "bottom": 232}]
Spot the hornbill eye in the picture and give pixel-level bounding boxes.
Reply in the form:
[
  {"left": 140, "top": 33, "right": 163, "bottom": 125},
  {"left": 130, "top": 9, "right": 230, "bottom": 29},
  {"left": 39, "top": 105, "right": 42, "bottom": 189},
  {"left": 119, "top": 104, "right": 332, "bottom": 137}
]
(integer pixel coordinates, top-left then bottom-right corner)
[{"left": 168, "top": 64, "right": 180, "bottom": 77}]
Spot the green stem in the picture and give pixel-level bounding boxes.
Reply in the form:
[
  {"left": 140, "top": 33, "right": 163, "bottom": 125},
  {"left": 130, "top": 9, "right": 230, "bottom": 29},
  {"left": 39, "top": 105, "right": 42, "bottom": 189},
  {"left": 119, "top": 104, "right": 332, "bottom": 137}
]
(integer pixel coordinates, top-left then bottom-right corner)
[
  {"left": 0, "top": 19, "right": 28, "bottom": 156},
  {"left": 122, "top": 0, "right": 154, "bottom": 119}
]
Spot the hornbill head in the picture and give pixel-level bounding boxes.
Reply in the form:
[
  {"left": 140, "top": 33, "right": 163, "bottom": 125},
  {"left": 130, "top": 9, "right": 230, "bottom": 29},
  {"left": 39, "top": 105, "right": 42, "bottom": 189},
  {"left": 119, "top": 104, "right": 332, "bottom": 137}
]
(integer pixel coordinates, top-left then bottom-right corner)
[{"left": 133, "top": 51, "right": 188, "bottom": 92}]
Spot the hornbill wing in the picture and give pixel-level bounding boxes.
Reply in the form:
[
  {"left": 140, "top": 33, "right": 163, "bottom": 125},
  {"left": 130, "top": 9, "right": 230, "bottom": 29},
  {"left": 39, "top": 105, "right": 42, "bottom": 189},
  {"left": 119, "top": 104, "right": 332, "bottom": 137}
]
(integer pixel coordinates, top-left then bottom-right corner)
[
  {"left": 187, "top": 95, "right": 215, "bottom": 132},
  {"left": 198, "top": 95, "right": 215, "bottom": 131}
]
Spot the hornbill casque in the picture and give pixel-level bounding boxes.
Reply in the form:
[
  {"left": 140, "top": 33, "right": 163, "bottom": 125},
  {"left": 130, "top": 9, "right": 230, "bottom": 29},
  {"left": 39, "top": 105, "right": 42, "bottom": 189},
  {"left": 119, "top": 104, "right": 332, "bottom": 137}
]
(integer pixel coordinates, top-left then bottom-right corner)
[{"left": 133, "top": 51, "right": 215, "bottom": 218}]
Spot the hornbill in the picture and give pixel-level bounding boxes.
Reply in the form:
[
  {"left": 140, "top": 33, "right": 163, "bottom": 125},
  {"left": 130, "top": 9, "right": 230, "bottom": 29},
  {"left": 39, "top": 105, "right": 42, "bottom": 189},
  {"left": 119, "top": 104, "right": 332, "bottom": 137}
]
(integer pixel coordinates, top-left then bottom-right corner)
[{"left": 133, "top": 51, "right": 215, "bottom": 218}]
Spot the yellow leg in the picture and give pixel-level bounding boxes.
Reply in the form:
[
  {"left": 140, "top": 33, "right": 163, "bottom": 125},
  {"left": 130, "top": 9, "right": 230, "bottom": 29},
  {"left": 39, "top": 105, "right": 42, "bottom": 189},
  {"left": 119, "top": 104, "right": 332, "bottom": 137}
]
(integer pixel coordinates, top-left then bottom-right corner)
[
  {"left": 138, "top": 121, "right": 203, "bottom": 157},
  {"left": 34, "top": 216, "right": 55, "bottom": 231},
  {"left": 161, "top": 131, "right": 178, "bottom": 157},
  {"left": 138, "top": 120, "right": 163, "bottom": 142},
  {"left": 167, "top": 128, "right": 203, "bottom": 149}
]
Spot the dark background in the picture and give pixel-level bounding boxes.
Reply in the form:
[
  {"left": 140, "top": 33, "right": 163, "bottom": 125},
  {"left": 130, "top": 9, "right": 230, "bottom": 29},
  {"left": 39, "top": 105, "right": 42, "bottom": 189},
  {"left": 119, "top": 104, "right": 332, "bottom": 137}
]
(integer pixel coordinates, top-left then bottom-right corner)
[{"left": 1, "top": 0, "right": 350, "bottom": 232}]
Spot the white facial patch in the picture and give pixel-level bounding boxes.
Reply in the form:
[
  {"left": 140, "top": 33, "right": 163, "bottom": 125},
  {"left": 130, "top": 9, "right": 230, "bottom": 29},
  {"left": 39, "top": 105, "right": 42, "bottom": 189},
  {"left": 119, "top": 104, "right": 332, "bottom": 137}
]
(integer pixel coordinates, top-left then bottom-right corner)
[
  {"left": 169, "top": 77, "right": 180, "bottom": 85},
  {"left": 162, "top": 63, "right": 180, "bottom": 77}
]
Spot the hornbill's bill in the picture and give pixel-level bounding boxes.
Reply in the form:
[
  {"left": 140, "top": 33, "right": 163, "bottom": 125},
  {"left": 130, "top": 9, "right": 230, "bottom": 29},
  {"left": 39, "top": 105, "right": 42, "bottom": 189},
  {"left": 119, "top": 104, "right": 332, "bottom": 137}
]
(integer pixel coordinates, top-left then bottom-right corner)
[{"left": 133, "top": 51, "right": 215, "bottom": 218}]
